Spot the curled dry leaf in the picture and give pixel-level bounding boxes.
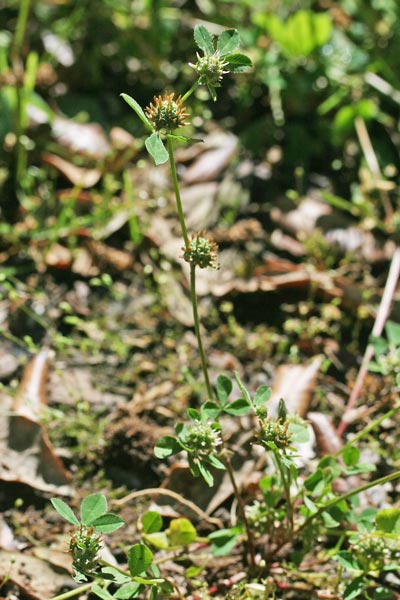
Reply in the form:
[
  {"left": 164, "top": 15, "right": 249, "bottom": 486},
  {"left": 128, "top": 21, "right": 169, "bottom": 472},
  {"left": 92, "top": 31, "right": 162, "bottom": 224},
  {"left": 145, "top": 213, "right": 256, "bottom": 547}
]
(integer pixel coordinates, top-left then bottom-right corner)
[
  {"left": 182, "top": 134, "right": 237, "bottom": 184},
  {"left": 268, "top": 356, "right": 323, "bottom": 418},
  {"left": 307, "top": 411, "right": 343, "bottom": 456},
  {"left": 181, "top": 182, "right": 219, "bottom": 230},
  {"left": 270, "top": 194, "right": 333, "bottom": 236},
  {"left": 0, "top": 343, "right": 20, "bottom": 380},
  {"left": 13, "top": 348, "right": 50, "bottom": 421},
  {"left": 0, "top": 353, "right": 72, "bottom": 494},
  {"left": 52, "top": 116, "right": 112, "bottom": 159},
  {"left": 83, "top": 239, "right": 134, "bottom": 272},
  {"left": 0, "top": 549, "right": 72, "bottom": 600},
  {"left": 42, "top": 153, "right": 102, "bottom": 188},
  {"left": 213, "top": 218, "right": 264, "bottom": 244},
  {"left": 154, "top": 269, "right": 194, "bottom": 327},
  {"left": 109, "top": 126, "right": 135, "bottom": 150},
  {"left": 44, "top": 243, "right": 73, "bottom": 270},
  {"left": 0, "top": 516, "right": 18, "bottom": 551}
]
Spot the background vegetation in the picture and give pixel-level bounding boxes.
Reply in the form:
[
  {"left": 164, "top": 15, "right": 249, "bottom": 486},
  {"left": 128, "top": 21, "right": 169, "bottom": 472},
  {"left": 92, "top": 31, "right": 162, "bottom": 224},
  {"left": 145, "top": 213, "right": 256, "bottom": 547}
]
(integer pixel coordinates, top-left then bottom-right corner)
[{"left": 1, "top": 1, "right": 400, "bottom": 599}]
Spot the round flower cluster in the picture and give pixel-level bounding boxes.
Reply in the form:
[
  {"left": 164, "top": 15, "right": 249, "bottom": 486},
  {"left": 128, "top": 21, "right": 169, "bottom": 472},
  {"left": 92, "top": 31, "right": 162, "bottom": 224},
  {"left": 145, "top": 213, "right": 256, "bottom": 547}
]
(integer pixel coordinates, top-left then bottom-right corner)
[
  {"left": 182, "top": 233, "right": 219, "bottom": 269},
  {"left": 69, "top": 525, "right": 102, "bottom": 577},
  {"left": 257, "top": 417, "right": 292, "bottom": 450},
  {"left": 190, "top": 51, "right": 229, "bottom": 86},
  {"left": 145, "top": 92, "right": 190, "bottom": 132},
  {"left": 351, "top": 534, "right": 400, "bottom": 573},
  {"left": 184, "top": 421, "right": 222, "bottom": 457}
]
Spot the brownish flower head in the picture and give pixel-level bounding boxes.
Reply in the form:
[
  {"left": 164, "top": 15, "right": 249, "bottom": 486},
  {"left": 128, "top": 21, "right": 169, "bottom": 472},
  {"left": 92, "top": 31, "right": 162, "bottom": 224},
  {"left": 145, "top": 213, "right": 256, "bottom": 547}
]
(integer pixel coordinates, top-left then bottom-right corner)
[
  {"left": 145, "top": 92, "right": 190, "bottom": 132},
  {"left": 182, "top": 232, "right": 219, "bottom": 269},
  {"left": 69, "top": 525, "right": 102, "bottom": 577},
  {"left": 256, "top": 417, "right": 292, "bottom": 450}
]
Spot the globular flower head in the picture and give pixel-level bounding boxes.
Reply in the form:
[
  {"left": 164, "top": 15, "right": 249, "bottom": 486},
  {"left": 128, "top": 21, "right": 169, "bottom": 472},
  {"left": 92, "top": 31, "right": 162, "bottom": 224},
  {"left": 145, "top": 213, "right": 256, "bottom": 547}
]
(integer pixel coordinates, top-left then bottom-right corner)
[
  {"left": 256, "top": 417, "right": 292, "bottom": 450},
  {"left": 145, "top": 92, "right": 190, "bottom": 132},
  {"left": 351, "top": 535, "right": 391, "bottom": 572},
  {"left": 189, "top": 51, "right": 229, "bottom": 87},
  {"left": 182, "top": 232, "right": 219, "bottom": 269},
  {"left": 69, "top": 525, "right": 102, "bottom": 578},
  {"left": 184, "top": 421, "right": 222, "bottom": 457}
]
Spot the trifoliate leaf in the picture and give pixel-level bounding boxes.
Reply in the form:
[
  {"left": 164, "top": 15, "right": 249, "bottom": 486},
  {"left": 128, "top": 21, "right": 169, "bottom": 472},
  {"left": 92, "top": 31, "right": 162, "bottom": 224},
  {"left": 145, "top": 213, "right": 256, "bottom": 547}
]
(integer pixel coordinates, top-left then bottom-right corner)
[
  {"left": 80, "top": 493, "right": 107, "bottom": 526},
  {"left": 253, "top": 385, "right": 271, "bottom": 407},
  {"left": 154, "top": 435, "right": 182, "bottom": 458},
  {"left": 145, "top": 133, "right": 169, "bottom": 165},
  {"left": 51, "top": 498, "right": 80, "bottom": 526},
  {"left": 216, "top": 374, "right": 232, "bottom": 406},
  {"left": 91, "top": 513, "right": 124, "bottom": 533},
  {"left": 128, "top": 543, "right": 153, "bottom": 577},
  {"left": 197, "top": 460, "right": 214, "bottom": 486},
  {"left": 194, "top": 25, "right": 214, "bottom": 54},
  {"left": 224, "top": 53, "right": 252, "bottom": 72},
  {"left": 142, "top": 511, "right": 163, "bottom": 534},
  {"left": 168, "top": 518, "right": 197, "bottom": 546},
  {"left": 224, "top": 397, "right": 251, "bottom": 416},
  {"left": 217, "top": 29, "right": 240, "bottom": 56},
  {"left": 120, "top": 93, "right": 154, "bottom": 131},
  {"left": 376, "top": 508, "right": 400, "bottom": 533}
]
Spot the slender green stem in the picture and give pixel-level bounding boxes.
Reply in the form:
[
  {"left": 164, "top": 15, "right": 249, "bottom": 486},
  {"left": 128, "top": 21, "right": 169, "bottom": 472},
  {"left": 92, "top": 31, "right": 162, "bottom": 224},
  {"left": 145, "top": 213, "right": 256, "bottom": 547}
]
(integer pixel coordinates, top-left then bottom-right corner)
[
  {"left": 273, "top": 450, "right": 293, "bottom": 534},
  {"left": 181, "top": 80, "right": 200, "bottom": 104},
  {"left": 166, "top": 136, "right": 189, "bottom": 249},
  {"left": 297, "top": 469, "right": 400, "bottom": 536},
  {"left": 167, "top": 135, "right": 213, "bottom": 398},
  {"left": 334, "top": 406, "right": 400, "bottom": 459},
  {"left": 190, "top": 263, "right": 213, "bottom": 400},
  {"left": 223, "top": 451, "right": 256, "bottom": 570},
  {"left": 12, "top": 0, "right": 32, "bottom": 60},
  {"left": 49, "top": 583, "right": 92, "bottom": 600},
  {"left": 11, "top": 0, "right": 32, "bottom": 189}
]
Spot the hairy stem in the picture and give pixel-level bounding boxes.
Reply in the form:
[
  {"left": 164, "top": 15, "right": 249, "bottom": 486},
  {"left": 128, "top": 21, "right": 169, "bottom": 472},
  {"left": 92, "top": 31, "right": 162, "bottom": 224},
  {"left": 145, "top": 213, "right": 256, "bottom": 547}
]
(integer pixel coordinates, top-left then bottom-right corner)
[
  {"left": 190, "top": 263, "right": 214, "bottom": 400},
  {"left": 273, "top": 450, "right": 293, "bottom": 535},
  {"left": 181, "top": 80, "right": 200, "bottom": 104},
  {"left": 49, "top": 583, "right": 92, "bottom": 600},
  {"left": 167, "top": 135, "right": 213, "bottom": 398},
  {"left": 166, "top": 136, "right": 189, "bottom": 249}
]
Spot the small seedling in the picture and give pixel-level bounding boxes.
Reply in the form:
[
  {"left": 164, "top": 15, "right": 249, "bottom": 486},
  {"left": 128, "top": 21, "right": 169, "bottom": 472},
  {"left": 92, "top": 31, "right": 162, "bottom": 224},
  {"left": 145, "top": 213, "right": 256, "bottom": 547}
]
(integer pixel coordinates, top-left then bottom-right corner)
[{"left": 51, "top": 494, "right": 175, "bottom": 600}]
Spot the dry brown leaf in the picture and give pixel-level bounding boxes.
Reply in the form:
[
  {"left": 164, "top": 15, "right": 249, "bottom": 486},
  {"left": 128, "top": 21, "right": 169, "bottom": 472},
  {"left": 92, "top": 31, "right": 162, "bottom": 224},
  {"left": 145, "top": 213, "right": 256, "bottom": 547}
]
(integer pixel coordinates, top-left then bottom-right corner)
[
  {"left": 42, "top": 153, "right": 102, "bottom": 187},
  {"left": 181, "top": 182, "right": 219, "bottom": 230},
  {"left": 83, "top": 239, "right": 134, "bottom": 272},
  {"left": 307, "top": 412, "right": 343, "bottom": 455},
  {"left": 13, "top": 348, "right": 50, "bottom": 421},
  {"left": 271, "top": 194, "right": 332, "bottom": 236},
  {"left": 270, "top": 229, "right": 306, "bottom": 256},
  {"left": 269, "top": 356, "right": 323, "bottom": 418},
  {"left": 213, "top": 219, "right": 264, "bottom": 244},
  {"left": 0, "top": 549, "right": 72, "bottom": 600},
  {"left": 52, "top": 116, "right": 111, "bottom": 159},
  {"left": 0, "top": 343, "right": 20, "bottom": 380},
  {"left": 146, "top": 214, "right": 182, "bottom": 261},
  {"left": 182, "top": 134, "right": 237, "bottom": 184},
  {"left": 109, "top": 126, "right": 135, "bottom": 150},
  {"left": 48, "top": 367, "right": 126, "bottom": 407},
  {"left": 0, "top": 360, "right": 72, "bottom": 495},
  {"left": 44, "top": 243, "right": 73, "bottom": 269},
  {"left": 0, "top": 517, "right": 18, "bottom": 551},
  {"left": 154, "top": 269, "right": 194, "bottom": 327}
]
